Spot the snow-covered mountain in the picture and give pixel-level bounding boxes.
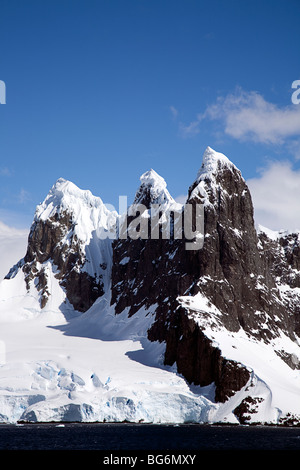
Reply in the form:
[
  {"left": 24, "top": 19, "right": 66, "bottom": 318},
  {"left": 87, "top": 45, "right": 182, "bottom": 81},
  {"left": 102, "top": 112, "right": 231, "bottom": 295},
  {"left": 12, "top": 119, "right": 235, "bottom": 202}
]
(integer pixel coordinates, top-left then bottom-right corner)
[
  {"left": 0, "top": 146, "right": 300, "bottom": 425},
  {"left": 5, "top": 177, "right": 117, "bottom": 312}
]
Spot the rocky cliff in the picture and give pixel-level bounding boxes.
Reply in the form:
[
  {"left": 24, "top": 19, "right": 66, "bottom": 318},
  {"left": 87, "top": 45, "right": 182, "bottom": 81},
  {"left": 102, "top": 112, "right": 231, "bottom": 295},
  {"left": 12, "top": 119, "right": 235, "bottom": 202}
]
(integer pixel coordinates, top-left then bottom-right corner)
[
  {"left": 111, "top": 147, "right": 300, "bottom": 406},
  {"left": 4, "top": 147, "right": 300, "bottom": 423},
  {"left": 6, "top": 178, "right": 116, "bottom": 312}
]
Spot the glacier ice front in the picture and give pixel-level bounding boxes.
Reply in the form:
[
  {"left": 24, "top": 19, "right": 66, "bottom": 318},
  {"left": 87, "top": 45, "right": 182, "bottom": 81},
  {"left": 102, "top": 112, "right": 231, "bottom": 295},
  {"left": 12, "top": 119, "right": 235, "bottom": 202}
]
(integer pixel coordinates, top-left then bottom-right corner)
[
  {"left": 0, "top": 295, "right": 218, "bottom": 424},
  {"left": 1, "top": 146, "right": 300, "bottom": 425}
]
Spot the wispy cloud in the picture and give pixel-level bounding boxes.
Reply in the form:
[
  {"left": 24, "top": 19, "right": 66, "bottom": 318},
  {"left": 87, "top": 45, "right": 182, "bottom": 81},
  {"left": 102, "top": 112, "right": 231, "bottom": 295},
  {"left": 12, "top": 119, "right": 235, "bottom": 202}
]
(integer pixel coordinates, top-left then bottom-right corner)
[
  {"left": 0, "top": 167, "right": 12, "bottom": 177},
  {"left": 177, "top": 88, "right": 300, "bottom": 155},
  {"left": 169, "top": 105, "right": 179, "bottom": 120},
  {"left": 18, "top": 188, "right": 31, "bottom": 204},
  {"left": 179, "top": 117, "right": 203, "bottom": 138},
  {"left": 205, "top": 89, "right": 300, "bottom": 145},
  {"left": 170, "top": 105, "right": 203, "bottom": 138}
]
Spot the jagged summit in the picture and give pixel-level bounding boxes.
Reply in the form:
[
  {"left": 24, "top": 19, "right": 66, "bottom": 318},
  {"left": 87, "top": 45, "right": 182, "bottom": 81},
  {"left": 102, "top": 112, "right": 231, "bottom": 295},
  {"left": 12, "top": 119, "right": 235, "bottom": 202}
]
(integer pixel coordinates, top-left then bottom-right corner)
[
  {"left": 35, "top": 178, "right": 107, "bottom": 220},
  {"left": 257, "top": 224, "right": 300, "bottom": 241},
  {"left": 1, "top": 147, "right": 300, "bottom": 425},
  {"left": 34, "top": 177, "right": 116, "bottom": 245},
  {"left": 140, "top": 169, "right": 166, "bottom": 188},
  {"left": 188, "top": 146, "right": 243, "bottom": 204},
  {"left": 6, "top": 178, "right": 117, "bottom": 312},
  {"left": 196, "top": 146, "right": 239, "bottom": 181},
  {"left": 133, "top": 168, "right": 176, "bottom": 207}
]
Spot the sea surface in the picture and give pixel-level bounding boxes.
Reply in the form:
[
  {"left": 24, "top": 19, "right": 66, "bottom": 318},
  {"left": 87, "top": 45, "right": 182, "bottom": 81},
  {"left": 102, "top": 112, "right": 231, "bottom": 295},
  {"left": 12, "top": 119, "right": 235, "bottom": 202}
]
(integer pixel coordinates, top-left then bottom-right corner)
[{"left": 0, "top": 423, "right": 299, "bottom": 452}]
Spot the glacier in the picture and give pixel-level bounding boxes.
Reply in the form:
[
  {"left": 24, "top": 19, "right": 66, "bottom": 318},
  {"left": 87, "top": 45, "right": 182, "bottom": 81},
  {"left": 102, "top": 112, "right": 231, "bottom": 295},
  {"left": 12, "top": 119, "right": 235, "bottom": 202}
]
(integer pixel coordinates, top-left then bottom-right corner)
[
  {"left": 0, "top": 272, "right": 219, "bottom": 424},
  {"left": 0, "top": 147, "right": 300, "bottom": 425}
]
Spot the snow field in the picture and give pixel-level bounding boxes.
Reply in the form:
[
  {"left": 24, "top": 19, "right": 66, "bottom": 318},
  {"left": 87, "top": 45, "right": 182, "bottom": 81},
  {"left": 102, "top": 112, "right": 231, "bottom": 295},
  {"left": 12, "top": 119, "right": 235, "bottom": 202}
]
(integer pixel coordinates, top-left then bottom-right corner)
[
  {"left": 1, "top": 148, "right": 300, "bottom": 424},
  {"left": 0, "top": 269, "right": 219, "bottom": 423},
  {"left": 1, "top": 260, "right": 300, "bottom": 424}
]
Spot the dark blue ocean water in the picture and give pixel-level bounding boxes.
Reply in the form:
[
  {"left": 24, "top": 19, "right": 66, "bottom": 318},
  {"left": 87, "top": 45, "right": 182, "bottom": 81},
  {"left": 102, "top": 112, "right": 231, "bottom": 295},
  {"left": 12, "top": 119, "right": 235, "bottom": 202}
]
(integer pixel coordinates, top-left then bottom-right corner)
[{"left": 0, "top": 423, "right": 299, "bottom": 451}]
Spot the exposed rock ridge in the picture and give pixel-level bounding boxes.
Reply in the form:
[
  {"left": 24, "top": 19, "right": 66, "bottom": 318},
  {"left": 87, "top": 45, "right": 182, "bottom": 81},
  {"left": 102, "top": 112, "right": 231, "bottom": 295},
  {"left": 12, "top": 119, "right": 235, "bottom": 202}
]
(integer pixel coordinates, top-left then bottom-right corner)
[
  {"left": 111, "top": 146, "right": 300, "bottom": 402},
  {"left": 6, "top": 178, "right": 116, "bottom": 312},
  {"left": 6, "top": 147, "right": 300, "bottom": 408}
]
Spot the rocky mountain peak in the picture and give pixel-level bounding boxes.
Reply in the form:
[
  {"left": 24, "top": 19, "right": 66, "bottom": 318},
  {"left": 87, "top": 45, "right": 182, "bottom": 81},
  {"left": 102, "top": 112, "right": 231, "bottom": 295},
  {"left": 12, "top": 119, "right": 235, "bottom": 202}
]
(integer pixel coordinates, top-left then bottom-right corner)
[
  {"left": 133, "top": 168, "right": 175, "bottom": 208},
  {"left": 188, "top": 147, "right": 243, "bottom": 207},
  {"left": 3, "top": 146, "right": 300, "bottom": 425},
  {"left": 35, "top": 177, "right": 115, "bottom": 243},
  {"left": 196, "top": 146, "right": 238, "bottom": 180},
  {"left": 6, "top": 179, "right": 116, "bottom": 312}
]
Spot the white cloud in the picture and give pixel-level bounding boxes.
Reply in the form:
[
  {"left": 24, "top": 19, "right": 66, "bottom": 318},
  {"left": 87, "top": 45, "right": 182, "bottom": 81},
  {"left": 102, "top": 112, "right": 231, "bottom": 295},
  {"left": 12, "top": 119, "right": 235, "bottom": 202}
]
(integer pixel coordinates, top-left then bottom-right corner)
[
  {"left": 179, "top": 117, "right": 202, "bottom": 138},
  {"left": 175, "top": 88, "right": 300, "bottom": 231},
  {"left": 179, "top": 88, "right": 300, "bottom": 155},
  {"left": 205, "top": 89, "right": 300, "bottom": 145},
  {"left": 247, "top": 161, "right": 300, "bottom": 231},
  {"left": 0, "top": 222, "right": 28, "bottom": 280}
]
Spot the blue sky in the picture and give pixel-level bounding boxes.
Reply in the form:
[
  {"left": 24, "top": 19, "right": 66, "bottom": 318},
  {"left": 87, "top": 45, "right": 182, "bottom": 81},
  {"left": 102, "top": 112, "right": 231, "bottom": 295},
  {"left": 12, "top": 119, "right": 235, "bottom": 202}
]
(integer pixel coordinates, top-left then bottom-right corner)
[{"left": 0, "top": 0, "right": 300, "bottom": 230}]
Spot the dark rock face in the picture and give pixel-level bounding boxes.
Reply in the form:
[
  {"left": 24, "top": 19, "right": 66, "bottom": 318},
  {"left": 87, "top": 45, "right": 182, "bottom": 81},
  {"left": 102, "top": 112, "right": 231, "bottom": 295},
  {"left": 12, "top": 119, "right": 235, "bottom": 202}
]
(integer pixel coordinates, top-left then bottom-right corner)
[
  {"left": 233, "top": 396, "right": 264, "bottom": 424},
  {"left": 258, "top": 230, "right": 300, "bottom": 338},
  {"left": 110, "top": 150, "right": 300, "bottom": 402},
  {"left": 109, "top": 160, "right": 255, "bottom": 401},
  {"left": 185, "top": 162, "right": 294, "bottom": 342},
  {"left": 7, "top": 148, "right": 300, "bottom": 405},
  {"left": 150, "top": 305, "right": 250, "bottom": 403},
  {"left": 8, "top": 210, "right": 105, "bottom": 312}
]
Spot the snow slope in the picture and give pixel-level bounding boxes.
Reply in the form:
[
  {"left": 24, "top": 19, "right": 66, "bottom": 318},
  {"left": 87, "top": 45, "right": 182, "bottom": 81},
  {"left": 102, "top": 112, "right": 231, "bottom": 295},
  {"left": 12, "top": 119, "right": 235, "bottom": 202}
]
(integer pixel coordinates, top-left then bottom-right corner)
[
  {"left": 0, "top": 151, "right": 300, "bottom": 424},
  {"left": 1, "top": 265, "right": 300, "bottom": 424},
  {"left": 0, "top": 271, "right": 218, "bottom": 423},
  {"left": 257, "top": 224, "right": 300, "bottom": 242}
]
